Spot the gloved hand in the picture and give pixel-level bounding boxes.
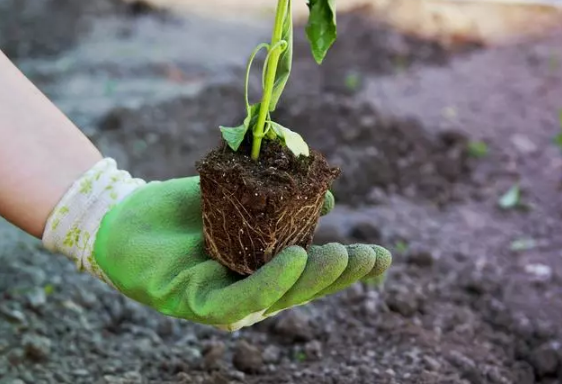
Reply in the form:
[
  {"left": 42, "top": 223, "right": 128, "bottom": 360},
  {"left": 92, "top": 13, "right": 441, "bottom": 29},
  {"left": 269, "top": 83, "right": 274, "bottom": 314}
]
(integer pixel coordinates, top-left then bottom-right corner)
[{"left": 43, "top": 158, "right": 391, "bottom": 331}]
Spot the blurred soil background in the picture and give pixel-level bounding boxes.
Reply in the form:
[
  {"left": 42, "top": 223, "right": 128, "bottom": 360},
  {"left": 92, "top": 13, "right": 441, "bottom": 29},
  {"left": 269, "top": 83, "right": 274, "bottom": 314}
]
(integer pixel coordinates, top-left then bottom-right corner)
[{"left": 2, "top": 0, "right": 562, "bottom": 383}]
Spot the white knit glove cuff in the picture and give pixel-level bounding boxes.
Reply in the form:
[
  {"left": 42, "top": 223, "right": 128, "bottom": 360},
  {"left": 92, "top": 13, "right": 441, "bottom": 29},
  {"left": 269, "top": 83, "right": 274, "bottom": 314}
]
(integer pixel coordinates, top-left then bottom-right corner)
[{"left": 42, "top": 158, "right": 146, "bottom": 280}]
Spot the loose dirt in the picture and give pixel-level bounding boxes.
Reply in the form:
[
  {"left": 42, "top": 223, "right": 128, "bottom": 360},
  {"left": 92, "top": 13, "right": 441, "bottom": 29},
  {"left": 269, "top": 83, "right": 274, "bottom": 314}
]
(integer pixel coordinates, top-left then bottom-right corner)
[
  {"left": 1, "top": 2, "right": 562, "bottom": 384},
  {"left": 197, "top": 141, "right": 339, "bottom": 275}
]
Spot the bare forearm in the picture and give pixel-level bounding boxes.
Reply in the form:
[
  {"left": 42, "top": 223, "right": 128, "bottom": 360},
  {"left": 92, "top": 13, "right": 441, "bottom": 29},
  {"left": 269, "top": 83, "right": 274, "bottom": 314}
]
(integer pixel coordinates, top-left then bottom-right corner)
[{"left": 0, "top": 50, "right": 102, "bottom": 238}]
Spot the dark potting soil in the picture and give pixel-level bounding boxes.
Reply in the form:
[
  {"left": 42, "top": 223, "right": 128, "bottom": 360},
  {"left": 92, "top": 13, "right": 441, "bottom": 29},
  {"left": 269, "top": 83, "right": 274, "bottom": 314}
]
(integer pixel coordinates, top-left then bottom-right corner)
[
  {"left": 196, "top": 140, "right": 340, "bottom": 275},
  {"left": 4, "top": 3, "right": 562, "bottom": 384}
]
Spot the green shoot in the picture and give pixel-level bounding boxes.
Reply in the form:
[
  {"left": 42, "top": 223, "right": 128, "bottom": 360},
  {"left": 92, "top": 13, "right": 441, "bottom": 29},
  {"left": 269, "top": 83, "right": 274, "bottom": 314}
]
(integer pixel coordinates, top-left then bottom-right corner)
[
  {"left": 220, "top": 0, "right": 338, "bottom": 161},
  {"left": 344, "top": 71, "right": 361, "bottom": 92},
  {"left": 295, "top": 351, "right": 307, "bottom": 362},
  {"left": 43, "top": 284, "right": 55, "bottom": 295},
  {"left": 252, "top": 0, "right": 291, "bottom": 160},
  {"left": 467, "top": 141, "right": 489, "bottom": 158},
  {"left": 554, "top": 108, "right": 562, "bottom": 152},
  {"left": 510, "top": 237, "right": 536, "bottom": 252},
  {"left": 394, "top": 240, "right": 409, "bottom": 253},
  {"left": 498, "top": 184, "right": 521, "bottom": 210},
  {"left": 553, "top": 109, "right": 562, "bottom": 150},
  {"left": 554, "top": 132, "right": 562, "bottom": 151}
]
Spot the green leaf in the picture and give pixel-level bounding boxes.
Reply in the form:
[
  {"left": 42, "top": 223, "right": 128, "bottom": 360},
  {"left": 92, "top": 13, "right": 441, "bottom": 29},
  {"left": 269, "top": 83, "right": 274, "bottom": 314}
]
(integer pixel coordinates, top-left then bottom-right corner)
[
  {"left": 554, "top": 108, "right": 562, "bottom": 151},
  {"left": 306, "top": 0, "right": 337, "bottom": 64},
  {"left": 221, "top": 104, "right": 262, "bottom": 151},
  {"left": 510, "top": 237, "right": 536, "bottom": 252},
  {"left": 554, "top": 132, "right": 562, "bottom": 151},
  {"left": 269, "top": 121, "right": 309, "bottom": 157},
  {"left": 220, "top": 124, "right": 248, "bottom": 151},
  {"left": 498, "top": 184, "right": 521, "bottom": 210},
  {"left": 467, "top": 141, "right": 489, "bottom": 158},
  {"left": 266, "top": 125, "right": 277, "bottom": 140},
  {"left": 269, "top": 0, "right": 293, "bottom": 111},
  {"left": 44, "top": 284, "right": 55, "bottom": 295},
  {"left": 295, "top": 351, "right": 307, "bottom": 362},
  {"left": 344, "top": 71, "right": 361, "bottom": 92},
  {"left": 394, "top": 240, "right": 409, "bottom": 253}
]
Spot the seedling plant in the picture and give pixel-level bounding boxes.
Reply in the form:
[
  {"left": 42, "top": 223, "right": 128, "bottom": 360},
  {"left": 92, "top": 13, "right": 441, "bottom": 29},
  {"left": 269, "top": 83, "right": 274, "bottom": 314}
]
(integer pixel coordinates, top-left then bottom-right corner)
[
  {"left": 196, "top": 0, "right": 341, "bottom": 275},
  {"left": 220, "top": 0, "right": 337, "bottom": 160}
]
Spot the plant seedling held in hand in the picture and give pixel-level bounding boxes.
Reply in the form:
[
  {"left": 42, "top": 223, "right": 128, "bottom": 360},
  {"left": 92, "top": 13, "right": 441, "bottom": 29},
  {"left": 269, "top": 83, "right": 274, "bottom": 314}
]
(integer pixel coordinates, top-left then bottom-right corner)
[{"left": 196, "top": 0, "right": 341, "bottom": 275}]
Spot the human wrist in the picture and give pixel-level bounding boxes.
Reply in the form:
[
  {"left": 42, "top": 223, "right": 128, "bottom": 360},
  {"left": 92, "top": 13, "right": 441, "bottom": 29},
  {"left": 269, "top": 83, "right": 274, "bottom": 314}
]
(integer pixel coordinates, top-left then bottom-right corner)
[
  {"left": 42, "top": 158, "right": 146, "bottom": 278},
  {"left": 0, "top": 50, "right": 106, "bottom": 238}
]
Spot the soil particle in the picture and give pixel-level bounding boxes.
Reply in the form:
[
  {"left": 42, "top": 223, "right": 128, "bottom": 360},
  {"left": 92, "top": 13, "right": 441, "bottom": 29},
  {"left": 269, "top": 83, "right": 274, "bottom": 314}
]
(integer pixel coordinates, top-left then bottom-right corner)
[
  {"left": 262, "top": 345, "right": 282, "bottom": 364},
  {"left": 272, "top": 309, "right": 314, "bottom": 343},
  {"left": 156, "top": 317, "right": 176, "bottom": 338},
  {"left": 303, "top": 340, "right": 323, "bottom": 361},
  {"left": 75, "top": 289, "right": 98, "bottom": 309},
  {"left": 386, "top": 291, "right": 421, "bottom": 318},
  {"left": 102, "top": 371, "right": 144, "bottom": 384},
  {"left": 6, "top": 349, "right": 24, "bottom": 366},
  {"left": 203, "top": 341, "right": 226, "bottom": 369},
  {"left": 406, "top": 248, "right": 436, "bottom": 268},
  {"left": 22, "top": 334, "right": 51, "bottom": 361},
  {"left": 0, "top": 306, "right": 26, "bottom": 324},
  {"left": 461, "top": 270, "right": 500, "bottom": 297},
  {"left": 361, "top": 290, "right": 383, "bottom": 318},
  {"left": 232, "top": 340, "right": 263, "bottom": 373},
  {"left": 205, "top": 372, "right": 230, "bottom": 384},
  {"left": 511, "top": 133, "right": 539, "bottom": 155},
  {"left": 349, "top": 221, "right": 382, "bottom": 243},
  {"left": 529, "top": 342, "right": 561, "bottom": 378},
  {"left": 512, "top": 361, "right": 537, "bottom": 384},
  {"left": 227, "top": 370, "right": 246, "bottom": 382},
  {"left": 423, "top": 356, "right": 442, "bottom": 372},
  {"left": 26, "top": 287, "right": 47, "bottom": 309},
  {"left": 447, "top": 351, "right": 482, "bottom": 384},
  {"left": 344, "top": 283, "right": 366, "bottom": 303}
]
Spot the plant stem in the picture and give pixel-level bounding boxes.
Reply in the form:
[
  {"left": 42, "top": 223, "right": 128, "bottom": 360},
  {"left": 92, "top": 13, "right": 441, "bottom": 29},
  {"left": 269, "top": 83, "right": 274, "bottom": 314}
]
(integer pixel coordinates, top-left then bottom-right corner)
[{"left": 251, "top": 0, "right": 289, "bottom": 161}]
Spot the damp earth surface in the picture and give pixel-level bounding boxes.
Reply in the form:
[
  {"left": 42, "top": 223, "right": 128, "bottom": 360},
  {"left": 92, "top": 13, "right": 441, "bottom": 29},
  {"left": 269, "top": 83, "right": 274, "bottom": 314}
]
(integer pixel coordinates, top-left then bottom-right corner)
[{"left": 1, "top": 1, "right": 562, "bottom": 383}]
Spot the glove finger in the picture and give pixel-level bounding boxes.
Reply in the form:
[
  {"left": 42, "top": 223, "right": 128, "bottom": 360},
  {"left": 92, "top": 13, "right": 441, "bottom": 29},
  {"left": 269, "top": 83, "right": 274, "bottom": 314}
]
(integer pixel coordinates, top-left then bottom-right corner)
[
  {"left": 265, "top": 243, "right": 348, "bottom": 315},
  {"left": 190, "top": 245, "right": 307, "bottom": 324},
  {"left": 321, "top": 191, "right": 335, "bottom": 216},
  {"left": 362, "top": 245, "right": 393, "bottom": 280},
  {"left": 314, "top": 244, "right": 376, "bottom": 299}
]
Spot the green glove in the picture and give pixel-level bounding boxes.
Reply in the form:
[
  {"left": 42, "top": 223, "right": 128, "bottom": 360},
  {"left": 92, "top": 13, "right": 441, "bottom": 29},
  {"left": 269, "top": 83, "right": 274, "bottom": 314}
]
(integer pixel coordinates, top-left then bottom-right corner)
[{"left": 43, "top": 158, "right": 392, "bottom": 331}]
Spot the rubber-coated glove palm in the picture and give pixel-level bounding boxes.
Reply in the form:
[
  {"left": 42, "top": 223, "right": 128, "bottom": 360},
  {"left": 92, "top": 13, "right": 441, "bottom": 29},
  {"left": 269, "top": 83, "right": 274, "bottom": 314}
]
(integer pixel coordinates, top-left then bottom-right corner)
[{"left": 43, "top": 159, "right": 392, "bottom": 331}]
